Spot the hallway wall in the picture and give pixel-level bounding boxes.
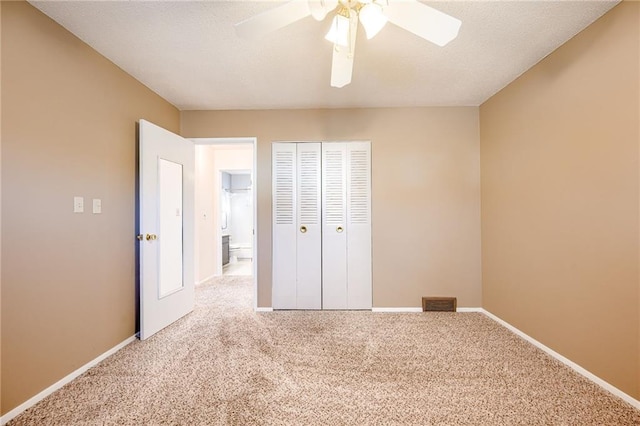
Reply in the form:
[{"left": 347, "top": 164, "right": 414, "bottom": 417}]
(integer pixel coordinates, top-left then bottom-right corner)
[{"left": 195, "top": 144, "right": 253, "bottom": 283}]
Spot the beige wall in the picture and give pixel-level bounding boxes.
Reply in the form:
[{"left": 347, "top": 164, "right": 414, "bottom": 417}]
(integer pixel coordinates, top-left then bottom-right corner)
[
  {"left": 0, "top": 1, "right": 3, "bottom": 403},
  {"left": 480, "top": 1, "right": 639, "bottom": 399},
  {"left": 1, "top": 2, "right": 179, "bottom": 415},
  {"left": 182, "top": 107, "right": 482, "bottom": 310},
  {"left": 195, "top": 144, "right": 253, "bottom": 283},
  {"left": 195, "top": 145, "right": 216, "bottom": 283}
]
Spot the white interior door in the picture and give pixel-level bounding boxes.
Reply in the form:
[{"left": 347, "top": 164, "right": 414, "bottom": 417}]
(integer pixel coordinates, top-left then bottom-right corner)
[{"left": 139, "top": 119, "right": 195, "bottom": 340}]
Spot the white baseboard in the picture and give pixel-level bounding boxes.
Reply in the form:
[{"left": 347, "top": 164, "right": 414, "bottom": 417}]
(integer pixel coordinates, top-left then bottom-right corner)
[
  {"left": 456, "top": 307, "right": 483, "bottom": 312},
  {"left": 481, "top": 309, "right": 640, "bottom": 410},
  {"left": 372, "top": 307, "right": 423, "bottom": 312},
  {"left": 197, "top": 274, "right": 216, "bottom": 285},
  {"left": 371, "top": 307, "right": 482, "bottom": 313},
  {"left": 0, "top": 335, "right": 136, "bottom": 426},
  {"left": 255, "top": 307, "right": 273, "bottom": 312}
]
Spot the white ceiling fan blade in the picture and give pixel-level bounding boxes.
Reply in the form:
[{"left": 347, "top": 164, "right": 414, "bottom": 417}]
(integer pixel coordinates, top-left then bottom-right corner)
[
  {"left": 330, "top": 13, "right": 358, "bottom": 88},
  {"left": 330, "top": 45, "right": 354, "bottom": 88},
  {"left": 235, "top": 0, "right": 311, "bottom": 39},
  {"left": 384, "top": 0, "right": 461, "bottom": 47}
]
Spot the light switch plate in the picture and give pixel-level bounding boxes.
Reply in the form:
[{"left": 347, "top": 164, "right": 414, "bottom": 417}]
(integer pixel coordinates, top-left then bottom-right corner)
[
  {"left": 93, "top": 198, "right": 102, "bottom": 214},
  {"left": 73, "top": 196, "right": 84, "bottom": 213}
]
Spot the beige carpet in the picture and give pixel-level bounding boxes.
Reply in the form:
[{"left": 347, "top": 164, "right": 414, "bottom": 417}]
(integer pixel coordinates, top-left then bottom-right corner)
[{"left": 9, "top": 276, "right": 640, "bottom": 425}]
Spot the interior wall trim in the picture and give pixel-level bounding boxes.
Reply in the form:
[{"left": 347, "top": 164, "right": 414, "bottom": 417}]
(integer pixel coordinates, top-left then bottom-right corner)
[
  {"left": 371, "top": 307, "right": 423, "bottom": 312},
  {"left": 371, "top": 307, "right": 482, "bottom": 313},
  {"left": 0, "top": 336, "right": 136, "bottom": 425},
  {"left": 481, "top": 309, "right": 640, "bottom": 410},
  {"left": 197, "top": 274, "right": 216, "bottom": 286},
  {"left": 255, "top": 307, "right": 274, "bottom": 312}
]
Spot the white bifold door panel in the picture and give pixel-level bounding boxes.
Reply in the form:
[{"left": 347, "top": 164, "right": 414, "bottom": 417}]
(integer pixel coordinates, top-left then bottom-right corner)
[
  {"left": 345, "top": 142, "right": 372, "bottom": 309},
  {"left": 272, "top": 141, "right": 371, "bottom": 310},
  {"left": 323, "top": 142, "right": 372, "bottom": 309},
  {"left": 322, "top": 143, "right": 348, "bottom": 309},
  {"left": 296, "top": 143, "right": 323, "bottom": 308},
  {"left": 272, "top": 142, "right": 322, "bottom": 309},
  {"left": 139, "top": 119, "right": 195, "bottom": 340},
  {"left": 272, "top": 143, "right": 297, "bottom": 309}
]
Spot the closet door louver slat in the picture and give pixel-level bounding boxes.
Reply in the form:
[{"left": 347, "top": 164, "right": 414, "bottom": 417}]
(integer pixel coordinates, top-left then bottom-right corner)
[
  {"left": 298, "top": 150, "right": 320, "bottom": 225},
  {"left": 348, "top": 149, "right": 370, "bottom": 225},
  {"left": 274, "top": 150, "right": 295, "bottom": 225},
  {"left": 323, "top": 149, "right": 345, "bottom": 225}
]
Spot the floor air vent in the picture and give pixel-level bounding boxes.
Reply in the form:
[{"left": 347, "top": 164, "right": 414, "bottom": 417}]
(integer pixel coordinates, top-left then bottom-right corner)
[{"left": 422, "top": 297, "right": 457, "bottom": 312}]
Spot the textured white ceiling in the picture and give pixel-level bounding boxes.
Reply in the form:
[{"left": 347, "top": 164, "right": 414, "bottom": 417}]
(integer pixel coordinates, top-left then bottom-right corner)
[{"left": 30, "top": 0, "right": 619, "bottom": 110}]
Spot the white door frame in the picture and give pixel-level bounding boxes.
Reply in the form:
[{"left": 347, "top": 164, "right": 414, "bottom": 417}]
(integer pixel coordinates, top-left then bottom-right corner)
[{"left": 191, "top": 137, "right": 258, "bottom": 310}]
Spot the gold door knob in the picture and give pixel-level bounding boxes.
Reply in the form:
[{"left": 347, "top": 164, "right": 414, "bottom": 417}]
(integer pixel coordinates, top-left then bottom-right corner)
[
  {"left": 336, "top": 226, "right": 344, "bottom": 233},
  {"left": 300, "top": 226, "right": 307, "bottom": 233},
  {"left": 146, "top": 234, "right": 158, "bottom": 241}
]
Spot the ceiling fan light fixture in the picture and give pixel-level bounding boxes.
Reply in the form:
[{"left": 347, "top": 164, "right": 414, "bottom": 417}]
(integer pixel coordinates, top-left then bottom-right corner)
[
  {"left": 359, "top": 3, "right": 387, "bottom": 40},
  {"left": 325, "top": 14, "right": 350, "bottom": 47}
]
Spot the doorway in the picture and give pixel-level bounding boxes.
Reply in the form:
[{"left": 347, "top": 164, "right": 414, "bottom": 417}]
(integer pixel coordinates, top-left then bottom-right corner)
[
  {"left": 220, "top": 170, "right": 253, "bottom": 277},
  {"left": 192, "top": 138, "right": 257, "bottom": 308}
]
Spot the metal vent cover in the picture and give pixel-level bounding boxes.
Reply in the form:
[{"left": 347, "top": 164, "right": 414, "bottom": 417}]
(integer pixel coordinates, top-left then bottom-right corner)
[{"left": 422, "top": 297, "right": 457, "bottom": 312}]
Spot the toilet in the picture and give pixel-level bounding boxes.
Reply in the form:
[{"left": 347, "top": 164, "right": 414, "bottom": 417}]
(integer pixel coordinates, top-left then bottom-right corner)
[{"left": 230, "top": 244, "right": 252, "bottom": 262}]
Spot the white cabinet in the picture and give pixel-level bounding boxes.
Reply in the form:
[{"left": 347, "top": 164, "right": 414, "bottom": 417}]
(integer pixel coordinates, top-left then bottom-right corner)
[{"left": 272, "top": 141, "right": 371, "bottom": 310}]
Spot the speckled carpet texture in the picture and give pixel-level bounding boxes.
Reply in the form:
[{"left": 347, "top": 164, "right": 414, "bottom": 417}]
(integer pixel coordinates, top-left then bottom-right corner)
[{"left": 9, "top": 276, "right": 640, "bottom": 425}]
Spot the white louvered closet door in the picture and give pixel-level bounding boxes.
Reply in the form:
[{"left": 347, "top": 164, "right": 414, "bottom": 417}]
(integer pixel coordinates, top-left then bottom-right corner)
[
  {"left": 322, "top": 142, "right": 371, "bottom": 309},
  {"left": 272, "top": 143, "right": 297, "bottom": 309},
  {"left": 273, "top": 141, "right": 370, "bottom": 310},
  {"left": 296, "top": 143, "right": 322, "bottom": 309},
  {"left": 322, "top": 143, "right": 348, "bottom": 309},
  {"left": 346, "top": 142, "right": 372, "bottom": 309}
]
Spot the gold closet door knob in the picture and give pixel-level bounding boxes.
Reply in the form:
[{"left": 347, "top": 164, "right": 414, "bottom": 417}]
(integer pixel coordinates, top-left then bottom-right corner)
[
  {"left": 300, "top": 226, "right": 307, "bottom": 233},
  {"left": 336, "top": 226, "right": 344, "bottom": 233},
  {"left": 146, "top": 234, "right": 158, "bottom": 241}
]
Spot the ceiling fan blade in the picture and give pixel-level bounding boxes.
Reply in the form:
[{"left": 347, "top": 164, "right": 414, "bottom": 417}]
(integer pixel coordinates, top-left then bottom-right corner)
[
  {"left": 384, "top": 0, "right": 461, "bottom": 47},
  {"left": 330, "top": 45, "right": 354, "bottom": 88},
  {"left": 235, "top": 0, "right": 311, "bottom": 39},
  {"left": 330, "top": 14, "right": 359, "bottom": 88}
]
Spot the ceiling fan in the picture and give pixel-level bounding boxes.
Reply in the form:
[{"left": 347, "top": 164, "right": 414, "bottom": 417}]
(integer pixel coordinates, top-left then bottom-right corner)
[{"left": 235, "top": 0, "right": 461, "bottom": 88}]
